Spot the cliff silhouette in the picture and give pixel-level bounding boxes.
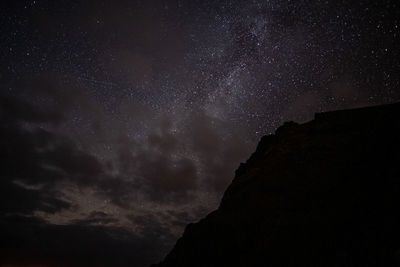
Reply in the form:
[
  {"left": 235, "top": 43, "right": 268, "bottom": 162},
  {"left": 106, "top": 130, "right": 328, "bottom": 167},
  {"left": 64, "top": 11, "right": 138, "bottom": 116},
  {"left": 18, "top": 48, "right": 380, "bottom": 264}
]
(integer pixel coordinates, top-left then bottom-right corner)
[{"left": 153, "top": 102, "right": 400, "bottom": 267}]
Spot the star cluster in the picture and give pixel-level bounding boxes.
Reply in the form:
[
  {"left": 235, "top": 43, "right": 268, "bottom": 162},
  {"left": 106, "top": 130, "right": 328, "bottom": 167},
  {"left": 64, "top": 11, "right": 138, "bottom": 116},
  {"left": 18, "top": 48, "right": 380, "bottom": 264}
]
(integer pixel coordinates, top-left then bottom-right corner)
[{"left": 1, "top": 0, "right": 399, "bottom": 266}]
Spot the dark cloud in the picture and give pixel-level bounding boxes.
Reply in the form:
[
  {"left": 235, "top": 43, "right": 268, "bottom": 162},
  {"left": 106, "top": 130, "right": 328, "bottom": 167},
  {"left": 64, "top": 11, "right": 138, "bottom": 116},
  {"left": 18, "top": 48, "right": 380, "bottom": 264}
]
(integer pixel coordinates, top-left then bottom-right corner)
[
  {"left": 137, "top": 154, "right": 197, "bottom": 194},
  {"left": 0, "top": 54, "right": 250, "bottom": 267},
  {"left": 148, "top": 132, "right": 179, "bottom": 155},
  {"left": 111, "top": 110, "right": 251, "bottom": 203},
  {"left": 182, "top": 111, "right": 252, "bottom": 192},
  {"left": 0, "top": 180, "right": 70, "bottom": 215},
  {"left": 0, "top": 214, "right": 171, "bottom": 267},
  {"left": 1, "top": 87, "right": 202, "bottom": 213},
  {"left": 0, "top": 88, "right": 231, "bottom": 266},
  {"left": 0, "top": 96, "right": 69, "bottom": 214},
  {"left": 72, "top": 211, "right": 118, "bottom": 226},
  {"left": 0, "top": 97, "right": 102, "bottom": 186}
]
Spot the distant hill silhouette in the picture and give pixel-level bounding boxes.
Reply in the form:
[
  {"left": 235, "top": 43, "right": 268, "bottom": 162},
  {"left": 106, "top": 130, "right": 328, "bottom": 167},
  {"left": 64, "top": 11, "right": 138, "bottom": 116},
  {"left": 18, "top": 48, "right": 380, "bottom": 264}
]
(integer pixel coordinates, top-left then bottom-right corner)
[{"left": 153, "top": 102, "right": 400, "bottom": 267}]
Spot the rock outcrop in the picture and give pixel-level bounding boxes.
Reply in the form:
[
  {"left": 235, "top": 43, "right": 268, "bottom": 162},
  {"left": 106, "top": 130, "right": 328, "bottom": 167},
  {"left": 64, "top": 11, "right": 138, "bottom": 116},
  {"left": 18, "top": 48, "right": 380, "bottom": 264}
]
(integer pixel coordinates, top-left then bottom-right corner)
[{"left": 153, "top": 103, "right": 400, "bottom": 267}]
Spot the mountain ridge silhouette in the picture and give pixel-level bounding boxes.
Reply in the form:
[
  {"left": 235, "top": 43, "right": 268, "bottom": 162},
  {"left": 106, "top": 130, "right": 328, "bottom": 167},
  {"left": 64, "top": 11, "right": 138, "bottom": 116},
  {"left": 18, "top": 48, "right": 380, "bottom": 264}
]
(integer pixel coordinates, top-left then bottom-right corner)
[{"left": 153, "top": 102, "right": 400, "bottom": 267}]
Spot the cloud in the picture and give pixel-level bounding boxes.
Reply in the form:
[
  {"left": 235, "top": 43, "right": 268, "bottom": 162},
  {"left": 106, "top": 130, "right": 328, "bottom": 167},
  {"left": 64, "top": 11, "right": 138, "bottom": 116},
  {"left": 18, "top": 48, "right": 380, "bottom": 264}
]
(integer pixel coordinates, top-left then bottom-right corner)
[
  {"left": 0, "top": 96, "right": 70, "bottom": 215},
  {"left": 114, "top": 129, "right": 199, "bottom": 204},
  {"left": 0, "top": 76, "right": 252, "bottom": 266},
  {"left": 183, "top": 110, "right": 253, "bottom": 192},
  {"left": 0, "top": 214, "right": 172, "bottom": 267},
  {"left": 0, "top": 180, "right": 70, "bottom": 215},
  {"left": 72, "top": 211, "right": 118, "bottom": 226}
]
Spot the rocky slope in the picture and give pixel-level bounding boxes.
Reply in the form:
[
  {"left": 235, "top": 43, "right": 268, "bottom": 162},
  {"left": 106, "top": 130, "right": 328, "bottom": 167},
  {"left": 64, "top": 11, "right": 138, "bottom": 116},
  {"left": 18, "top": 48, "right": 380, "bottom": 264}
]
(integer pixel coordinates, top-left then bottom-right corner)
[{"left": 153, "top": 103, "right": 400, "bottom": 267}]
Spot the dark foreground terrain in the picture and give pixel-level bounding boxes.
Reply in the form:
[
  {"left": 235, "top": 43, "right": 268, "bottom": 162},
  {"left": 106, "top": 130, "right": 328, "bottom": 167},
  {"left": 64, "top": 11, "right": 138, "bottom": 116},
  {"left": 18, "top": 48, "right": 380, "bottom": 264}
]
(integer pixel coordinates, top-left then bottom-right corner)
[{"left": 154, "top": 103, "right": 400, "bottom": 267}]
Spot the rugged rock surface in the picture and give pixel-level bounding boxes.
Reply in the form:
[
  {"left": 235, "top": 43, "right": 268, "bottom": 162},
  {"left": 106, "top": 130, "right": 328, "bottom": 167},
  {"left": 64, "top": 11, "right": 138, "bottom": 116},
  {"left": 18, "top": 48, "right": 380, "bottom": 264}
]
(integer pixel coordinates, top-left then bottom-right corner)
[{"left": 153, "top": 103, "right": 400, "bottom": 267}]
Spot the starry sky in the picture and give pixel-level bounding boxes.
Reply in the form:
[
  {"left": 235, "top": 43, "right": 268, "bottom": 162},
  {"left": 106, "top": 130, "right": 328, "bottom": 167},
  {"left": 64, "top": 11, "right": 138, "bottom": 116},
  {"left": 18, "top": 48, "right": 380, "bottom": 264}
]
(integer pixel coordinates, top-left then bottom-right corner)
[{"left": 1, "top": 0, "right": 399, "bottom": 266}]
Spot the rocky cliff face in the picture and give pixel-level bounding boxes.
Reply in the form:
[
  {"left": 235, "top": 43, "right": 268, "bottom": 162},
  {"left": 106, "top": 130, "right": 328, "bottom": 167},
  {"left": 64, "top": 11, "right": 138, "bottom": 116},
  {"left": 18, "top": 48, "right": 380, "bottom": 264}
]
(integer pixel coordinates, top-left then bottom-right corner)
[{"left": 153, "top": 103, "right": 400, "bottom": 267}]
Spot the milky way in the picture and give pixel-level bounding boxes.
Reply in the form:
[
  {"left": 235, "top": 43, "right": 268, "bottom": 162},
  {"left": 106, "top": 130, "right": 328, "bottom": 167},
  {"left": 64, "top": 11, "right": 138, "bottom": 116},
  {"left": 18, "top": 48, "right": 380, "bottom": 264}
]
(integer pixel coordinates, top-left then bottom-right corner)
[{"left": 1, "top": 0, "right": 399, "bottom": 266}]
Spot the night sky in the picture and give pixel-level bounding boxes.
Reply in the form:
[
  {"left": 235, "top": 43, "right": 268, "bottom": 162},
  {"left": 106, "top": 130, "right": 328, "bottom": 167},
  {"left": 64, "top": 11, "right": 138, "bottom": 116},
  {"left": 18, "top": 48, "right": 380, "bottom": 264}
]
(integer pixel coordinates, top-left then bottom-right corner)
[{"left": 1, "top": 0, "right": 399, "bottom": 266}]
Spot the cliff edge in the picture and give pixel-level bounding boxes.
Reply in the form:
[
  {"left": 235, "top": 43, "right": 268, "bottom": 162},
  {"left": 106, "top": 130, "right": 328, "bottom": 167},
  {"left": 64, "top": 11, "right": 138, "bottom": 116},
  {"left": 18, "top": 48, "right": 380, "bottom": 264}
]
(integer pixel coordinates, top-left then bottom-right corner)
[{"left": 153, "top": 102, "right": 400, "bottom": 267}]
